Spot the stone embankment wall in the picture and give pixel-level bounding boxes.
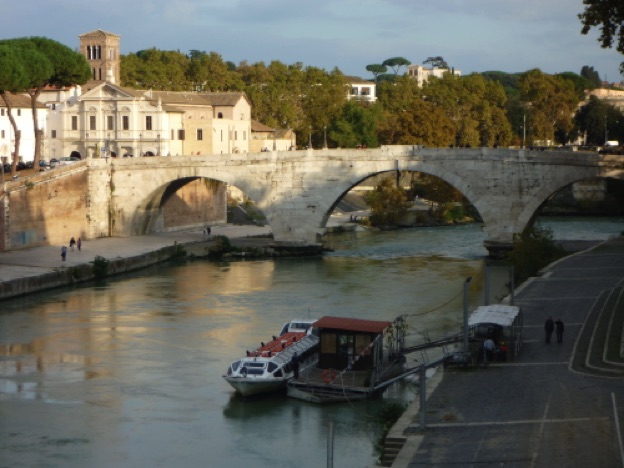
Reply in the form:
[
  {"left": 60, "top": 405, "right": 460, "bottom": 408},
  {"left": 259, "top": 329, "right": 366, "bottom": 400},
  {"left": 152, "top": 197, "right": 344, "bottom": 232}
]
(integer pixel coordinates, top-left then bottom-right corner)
[
  {"left": 0, "top": 161, "right": 226, "bottom": 252},
  {"left": 0, "top": 242, "right": 187, "bottom": 300},
  {"left": 6, "top": 164, "right": 89, "bottom": 249}
]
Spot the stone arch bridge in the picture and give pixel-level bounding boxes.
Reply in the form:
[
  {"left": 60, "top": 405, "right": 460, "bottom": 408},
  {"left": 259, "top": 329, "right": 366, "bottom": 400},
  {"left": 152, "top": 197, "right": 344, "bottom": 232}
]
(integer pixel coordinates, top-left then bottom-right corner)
[
  {"left": 8, "top": 146, "right": 621, "bottom": 255},
  {"left": 81, "top": 146, "right": 624, "bottom": 255}
]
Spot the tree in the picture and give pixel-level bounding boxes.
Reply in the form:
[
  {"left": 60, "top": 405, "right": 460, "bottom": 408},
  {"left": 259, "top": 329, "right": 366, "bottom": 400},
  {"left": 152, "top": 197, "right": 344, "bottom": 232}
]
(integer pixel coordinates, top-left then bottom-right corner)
[
  {"left": 575, "top": 95, "right": 624, "bottom": 145},
  {"left": 365, "top": 177, "right": 410, "bottom": 227},
  {"left": 519, "top": 69, "right": 580, "bottom": 145},
  {"left": 381, "top": 57, "right": 411, "bottom": 75},
  {"left": 0, "top": 45, "right": 32, "bottom": 175},
  {"left": 330, "top": 100, "right": 381, "bottom": 148},
  {"left": 424, "top": 56, "right": 449, "bottom": 69},
  {"left": 0, "top": 37, "right": 90, "bottom": 167},
  {"left": 580, "top": 65, "right": 602, "bottom": 88},
  {"left": 366, "top": 64, "right": 387, "bottom": 82},
  {"left": 299, "top": 67, "right": 347, "bottom": 147},
  {"left": 579, "top": 0, "right": 624, "bottom": 75}
]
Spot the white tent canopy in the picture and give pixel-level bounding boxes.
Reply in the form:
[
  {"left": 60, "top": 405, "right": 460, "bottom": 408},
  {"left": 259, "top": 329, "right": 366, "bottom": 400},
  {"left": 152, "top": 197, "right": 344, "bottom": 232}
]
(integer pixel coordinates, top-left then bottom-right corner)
[{"left": 469, "top": 304, "right": 521, "bottom": 327}]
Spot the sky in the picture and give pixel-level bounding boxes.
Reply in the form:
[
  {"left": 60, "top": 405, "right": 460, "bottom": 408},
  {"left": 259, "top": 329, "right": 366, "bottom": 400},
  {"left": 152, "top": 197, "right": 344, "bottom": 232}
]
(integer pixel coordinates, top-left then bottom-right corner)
[{"left": 1, "top": 0, "right": 623, "bottom": 83}]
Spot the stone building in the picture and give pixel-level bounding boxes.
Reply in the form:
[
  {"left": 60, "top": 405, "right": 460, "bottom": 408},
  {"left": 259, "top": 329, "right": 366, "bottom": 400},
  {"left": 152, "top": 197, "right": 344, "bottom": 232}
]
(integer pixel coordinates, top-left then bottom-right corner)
[
  {"left": 41, "top": 30, "right": 253, "bottom": 159},
  {"left": 406, "top": 64, "right": 462, "bottom": 87},
  {"left": 0, "top": 94, "right": 47, "bottom": 165},
  {"left": 79, "top": 29, "right": 121, "bottom": 84}
]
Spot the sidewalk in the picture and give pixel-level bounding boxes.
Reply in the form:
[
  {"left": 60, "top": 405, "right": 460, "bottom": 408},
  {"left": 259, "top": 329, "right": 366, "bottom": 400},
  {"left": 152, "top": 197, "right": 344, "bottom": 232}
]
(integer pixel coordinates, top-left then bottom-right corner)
[
  {"left": 0, "top": 224, "right": 271, "bottom": 288},
  {"left": 389, "top": 236, "right": 624, "bottom": 467}
]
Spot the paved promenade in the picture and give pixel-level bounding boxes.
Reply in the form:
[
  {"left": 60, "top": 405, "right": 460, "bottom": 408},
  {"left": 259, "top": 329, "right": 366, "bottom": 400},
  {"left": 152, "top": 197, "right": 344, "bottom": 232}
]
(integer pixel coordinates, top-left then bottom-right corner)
[
  {"left": 390, "top": 237, "right": 624, "bottom": 467},
  {"left": 0, "top": 225, "right": 271, "bottom": 284}
]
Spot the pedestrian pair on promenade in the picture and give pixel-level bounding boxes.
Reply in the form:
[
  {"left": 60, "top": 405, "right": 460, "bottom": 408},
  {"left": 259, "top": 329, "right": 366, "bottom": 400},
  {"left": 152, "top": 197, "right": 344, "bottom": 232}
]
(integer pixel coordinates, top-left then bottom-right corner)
[{"left": 544, "top": 316, "right": 564, "bottom": 343}]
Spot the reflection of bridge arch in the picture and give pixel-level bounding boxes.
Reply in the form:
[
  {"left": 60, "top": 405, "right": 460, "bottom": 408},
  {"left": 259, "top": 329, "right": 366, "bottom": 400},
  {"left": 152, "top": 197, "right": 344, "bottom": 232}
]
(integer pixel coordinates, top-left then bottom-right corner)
[{"left": 78, "top": 147, "right": 624, "bottom": 254}]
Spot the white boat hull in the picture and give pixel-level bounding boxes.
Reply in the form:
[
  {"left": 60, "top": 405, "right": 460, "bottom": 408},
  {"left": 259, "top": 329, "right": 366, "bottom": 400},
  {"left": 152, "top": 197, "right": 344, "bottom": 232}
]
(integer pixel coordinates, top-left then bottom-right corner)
[{"left": 224, "top": 376, "right": 289, "bottom": 397}]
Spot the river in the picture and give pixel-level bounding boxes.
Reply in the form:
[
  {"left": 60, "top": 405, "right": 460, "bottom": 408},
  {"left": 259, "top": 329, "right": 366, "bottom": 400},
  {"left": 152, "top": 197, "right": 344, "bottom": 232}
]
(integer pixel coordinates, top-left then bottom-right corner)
[{"left": 0, "top": 217, "right": 622, "bottom": 468}]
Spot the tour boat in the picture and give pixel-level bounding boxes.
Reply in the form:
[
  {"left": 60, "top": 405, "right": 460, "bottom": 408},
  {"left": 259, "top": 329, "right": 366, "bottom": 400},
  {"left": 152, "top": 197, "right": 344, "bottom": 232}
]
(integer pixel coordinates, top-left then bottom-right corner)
[
  {"left": 287, "top": 316, "right": 409, "bottom": 403},
  {"left": 223, "top": 319, "right": 319, "bottom": 397}
]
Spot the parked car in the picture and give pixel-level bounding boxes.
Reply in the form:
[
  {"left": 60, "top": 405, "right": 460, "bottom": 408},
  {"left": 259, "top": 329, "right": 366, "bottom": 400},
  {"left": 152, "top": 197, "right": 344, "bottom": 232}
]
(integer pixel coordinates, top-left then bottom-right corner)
[{"left": 49, "top": 158, "right": 60, "bottom": 168}]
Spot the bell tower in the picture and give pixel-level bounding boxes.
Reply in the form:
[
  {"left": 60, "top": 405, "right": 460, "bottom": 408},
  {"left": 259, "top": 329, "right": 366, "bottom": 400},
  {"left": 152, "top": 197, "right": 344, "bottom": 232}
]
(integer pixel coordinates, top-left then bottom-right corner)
[{"left": 79, "top": 30, "right": 121, "bottom": 84}]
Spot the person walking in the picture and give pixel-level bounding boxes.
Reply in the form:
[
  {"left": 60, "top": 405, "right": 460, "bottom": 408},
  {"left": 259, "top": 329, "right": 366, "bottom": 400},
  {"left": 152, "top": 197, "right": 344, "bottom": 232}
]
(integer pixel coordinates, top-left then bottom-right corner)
[
  {"left": 483, "top": 338, "right": 496, "bottom": 365},
  {"left": 69, "top": 237, "right": 76, "bottom": 252},
  {"left": 61, "top": 245, "right": 67, "bottom": 262},
  {"left": 555, "top": 318, "right": 565, "bottom": 343},
  {"left": 77, "top": 238, "right": 82, "bottom": 251},
  {"left": 545, "top": 316, "right": 555, "bottom": 343}
]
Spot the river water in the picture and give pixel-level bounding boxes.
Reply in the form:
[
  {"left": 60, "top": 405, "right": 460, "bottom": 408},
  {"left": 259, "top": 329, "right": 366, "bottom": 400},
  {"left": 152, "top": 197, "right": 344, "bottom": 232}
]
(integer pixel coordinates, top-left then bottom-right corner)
[{"left": 0, "top": 217, "right": 622, "bottom": 468}]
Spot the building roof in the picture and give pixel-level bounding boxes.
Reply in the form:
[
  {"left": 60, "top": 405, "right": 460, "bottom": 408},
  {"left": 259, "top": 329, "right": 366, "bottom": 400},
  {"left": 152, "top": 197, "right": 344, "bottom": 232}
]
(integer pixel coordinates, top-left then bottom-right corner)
[
  {"left": 251, "top": 120, "right": 275, "bottom": 132},
  {"left": 0, "top": 93, "right": 45, "bottom": 109},
  {"left": 79, "top": 29, "right": 120, "bottom": 38},
  {"left": 345, "top": 76, "right": 375, "bottom": 85},
  {"left": 468, "top": 304, "right": 521, "bottom": 327},
  {"left": 313, "top": 316, "right": 391, "bottom": 334}
]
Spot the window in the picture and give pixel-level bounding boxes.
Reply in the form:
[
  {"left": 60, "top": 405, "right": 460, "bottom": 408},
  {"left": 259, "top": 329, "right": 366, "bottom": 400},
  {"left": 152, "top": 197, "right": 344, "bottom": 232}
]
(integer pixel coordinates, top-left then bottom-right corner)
[
  {"left": 107, "top": 115, "right": 114, "bottom": 131},
  {"left": 17, "top": 109, "right": 21, "bottom": 116},
  {"left": 51, "top": 130, "right": 57, "bottom": 139},
  {"left": 1, "top": 130, "right": 5, "bottom": 138},
  {"left": 146, "top": 116, "right": 152, "bottom": 131},
  {"left": 197, "top": 129, "right": 203, "bottom": 141},
  {"left": 178, "top": 129, "right": 185, "bottom": 140},
  {"left": 0, "top": 109, "right": 4, "bottom": 116},
  {"left": 122, "top": 116, "right": 129, "bottom": 130},
  {"left": 71, "top": 116, "right": 78, "bottom": 130},
  {"left": 89, "top": 116, "right": 96, "bottom": 130},
  {"left": 217, "top": 112, "right": 223, "bottom": 119}
]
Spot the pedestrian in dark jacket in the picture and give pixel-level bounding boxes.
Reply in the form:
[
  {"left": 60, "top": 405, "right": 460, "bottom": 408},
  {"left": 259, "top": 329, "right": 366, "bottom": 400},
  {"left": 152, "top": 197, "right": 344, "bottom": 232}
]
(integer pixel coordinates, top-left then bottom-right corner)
[{"left": 555, "top": 319, "right": 564, "bottom": 343}]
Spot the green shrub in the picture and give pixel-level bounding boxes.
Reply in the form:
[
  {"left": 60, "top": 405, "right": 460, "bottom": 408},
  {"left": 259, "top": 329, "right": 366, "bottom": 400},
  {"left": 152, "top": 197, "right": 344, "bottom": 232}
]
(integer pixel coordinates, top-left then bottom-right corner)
[
  {"left": 374, "top": 402, "right": 407, "bottom": 461},
  {"left": 91, "top": 255, "right": 109, "bottom": 279},
  {"left": 505, "top": 224, "right": 565, "bottom": 283}
]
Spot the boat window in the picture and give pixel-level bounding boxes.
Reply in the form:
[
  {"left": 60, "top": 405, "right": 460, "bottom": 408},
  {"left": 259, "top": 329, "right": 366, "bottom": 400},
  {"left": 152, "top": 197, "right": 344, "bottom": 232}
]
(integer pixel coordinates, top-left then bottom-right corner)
[
  {"left": 231, "top": 361, "right": 241, "bottom": 372},
  {"left": 274, "top": 369, "right": 283, "bottom": 377},
  {"left": 246, "top": 368, "right": 264, "bottom": 375},
  {"left": 267, "top": 362, "right": 278, "bottom": 372},
  {"left": 321, "top": 333, "right": 336, "bottom": 353},
  {"left": 247, "top": 362, "right": 265, "bottom": 368},
  {"left": 355, "top": 335, "right": 371, "bottom": 354},
  {"left": 338, "top": 334, "right": 354, "bottom": 358}
]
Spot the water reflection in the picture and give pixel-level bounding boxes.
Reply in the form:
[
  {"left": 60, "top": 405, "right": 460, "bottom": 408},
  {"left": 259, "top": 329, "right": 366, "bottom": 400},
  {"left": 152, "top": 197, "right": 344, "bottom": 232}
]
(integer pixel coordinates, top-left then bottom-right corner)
[{"left": 0, "top": 219, "right": 621, "bottom": 467}]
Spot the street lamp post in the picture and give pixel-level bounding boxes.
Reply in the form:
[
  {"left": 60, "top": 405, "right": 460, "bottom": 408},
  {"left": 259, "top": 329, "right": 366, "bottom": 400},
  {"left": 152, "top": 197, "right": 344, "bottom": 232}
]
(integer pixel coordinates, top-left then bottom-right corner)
[
  {"left": 139, "top": 133, "right": 143, "bottom": 157},
  {"left": 463, "top": 276, "right": 472, "bottom": 354},
  {"left": 323, "top": 125, "right": 328, "bottom": 149},
  {"left": 308, "top": 125, "right": 312, "bottom": 149},
  {"left": 522, "top": 113, "right": 526, "bottom": 149}
]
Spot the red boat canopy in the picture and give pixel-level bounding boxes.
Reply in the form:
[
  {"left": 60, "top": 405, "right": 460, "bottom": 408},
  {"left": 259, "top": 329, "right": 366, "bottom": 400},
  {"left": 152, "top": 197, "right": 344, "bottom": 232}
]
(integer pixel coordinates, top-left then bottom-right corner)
[{"left": 313, "top": 316, "right": 391, "bottom": 334}]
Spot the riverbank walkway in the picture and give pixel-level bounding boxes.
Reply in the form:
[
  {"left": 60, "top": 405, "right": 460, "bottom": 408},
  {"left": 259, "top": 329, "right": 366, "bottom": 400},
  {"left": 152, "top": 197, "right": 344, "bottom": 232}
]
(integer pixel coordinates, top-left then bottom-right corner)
[
  {"left": 0, "top": 224, "right": 271, "bottom": 285},
  {"left": 388, "top": 236, "right": 624, "bottom": 467}
]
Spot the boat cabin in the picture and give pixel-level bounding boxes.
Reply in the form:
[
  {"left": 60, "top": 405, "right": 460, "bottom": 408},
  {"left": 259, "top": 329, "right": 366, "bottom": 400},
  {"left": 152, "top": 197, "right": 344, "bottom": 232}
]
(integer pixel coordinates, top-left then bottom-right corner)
[
  {"left": 314, "top": 316, "right": 391, "bottom": 371},
  {"left": 468, "top": 304, "right": 523, "bottom": 361}
]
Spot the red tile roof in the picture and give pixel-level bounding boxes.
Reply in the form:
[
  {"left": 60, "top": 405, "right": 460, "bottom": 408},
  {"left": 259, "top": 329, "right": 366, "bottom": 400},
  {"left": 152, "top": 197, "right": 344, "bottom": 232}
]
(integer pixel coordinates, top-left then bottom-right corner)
[{"left": 313, "top": 316, "right": 391, "bottom": 334}]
